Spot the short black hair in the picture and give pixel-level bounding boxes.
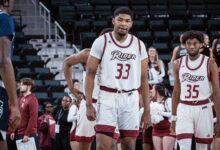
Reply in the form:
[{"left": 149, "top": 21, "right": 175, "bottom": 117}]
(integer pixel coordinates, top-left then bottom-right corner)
[
  {"left": 43, "top": 101, "right": 52, "bottom": 109},
  {"left": 72, "top": 79, "right": 79, "bottom": 85},
  {"left": 113, "top": 7, "right": 133, "bottom": 20},
  {"left": 155, "top": 83, "right": 169, "bottom": 97},
  {"left": 182, "top": 30, "right": 204, "bottom": 44}
]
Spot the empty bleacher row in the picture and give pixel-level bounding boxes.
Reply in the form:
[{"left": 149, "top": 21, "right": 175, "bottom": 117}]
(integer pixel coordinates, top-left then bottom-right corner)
[
  {"left": 41, "top": 0, "right": 220, "bottom": 56},
  {"left": 13, "top": 35, "right": 69, "bottom": 113}
]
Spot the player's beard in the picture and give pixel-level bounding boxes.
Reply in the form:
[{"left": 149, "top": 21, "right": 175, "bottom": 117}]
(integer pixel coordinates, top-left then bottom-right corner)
[
  {"left": 117, "top": 31, "right": 126, "bottom": 37},
  {"left": 188, "top": 49, "right": 200, "bottom": 57}
]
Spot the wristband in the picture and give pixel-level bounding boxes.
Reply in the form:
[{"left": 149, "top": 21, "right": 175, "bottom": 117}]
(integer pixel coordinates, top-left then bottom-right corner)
[{"left": 171, "top": 115, "right": 177, "bottom": 121}]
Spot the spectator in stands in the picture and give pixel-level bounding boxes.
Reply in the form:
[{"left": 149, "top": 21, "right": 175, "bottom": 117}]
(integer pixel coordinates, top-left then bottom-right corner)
[
  {"left": 211, "top": 30, "right": 220, "bottom": 150},
  {"left": 169, "top": 34, "right": 187, "bottom": 62},
  {"left": 151, "top": 84, "right": 175, "bottom": 150},
  {"left": 200, "top": 34, "right": 213, "bottom": 58},
  {"left": 16, "top": 78, "right": 38, "bottom": 146},
  {"left": 38, "top": 101, "right": 55, "bottom": 150},
  {"left": 53, "top": 96, "right": 72, "bottom": 150},
  {"left": 148, "top": 47, "right": 165, "bottom": 86}
]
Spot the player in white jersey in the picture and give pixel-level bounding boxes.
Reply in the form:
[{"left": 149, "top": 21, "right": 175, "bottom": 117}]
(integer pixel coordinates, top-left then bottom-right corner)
[
  {"left": 85, "top": 7, "right": 151, "bottom": 150},
  {"left": 170, "top": 30, "right": 220, "bottom": 150},
  {"left": 63, "top": 28, "right": 116, "bottom": 150}
]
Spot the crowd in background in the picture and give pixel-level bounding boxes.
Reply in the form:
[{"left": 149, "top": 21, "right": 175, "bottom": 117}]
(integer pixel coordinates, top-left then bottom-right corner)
[{"left": 5, "top": 30, "right": 220, "bottom": 150}]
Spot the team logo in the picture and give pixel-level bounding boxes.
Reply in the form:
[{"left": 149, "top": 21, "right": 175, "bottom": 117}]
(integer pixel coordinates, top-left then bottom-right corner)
[
  {"left": 0, "top": 100, "right": 3, "bottom": 118},
  {"left": 182, "top": 73, "right": 205, "bottom": 82},
  {"left": 111, "top": 50, "right": 136, "bottom": 61}
]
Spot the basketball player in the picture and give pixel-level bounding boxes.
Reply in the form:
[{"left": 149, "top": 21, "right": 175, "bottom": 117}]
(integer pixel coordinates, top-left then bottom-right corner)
[
  {"left": 0, "top": 0, "right": 21, "bottom": 149},
  {"left": 85, "top": 7, "right": 151, "bottom": 150},
  {"left": 170, "top": 30, "right": 220, "bottom": 150},
  {"left": 63, "top": 28, "right": 113, "bottom": 150}
]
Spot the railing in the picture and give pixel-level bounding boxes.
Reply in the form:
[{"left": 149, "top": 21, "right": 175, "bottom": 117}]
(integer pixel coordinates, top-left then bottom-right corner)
[
  {"left": 39, "top": 2, "right": 51, "bottom": 40},
  {"left": 55, "top": 21, "right": 66, "bottom": 50}
]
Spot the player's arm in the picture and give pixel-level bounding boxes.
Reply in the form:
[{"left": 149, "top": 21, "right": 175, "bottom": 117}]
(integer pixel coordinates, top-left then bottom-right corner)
[
  {"left": 0, "top": 36, "right": 20, "bottom": 130},
  {"left": 85, "top": 55, "right": 99, "bottom": 121},
  {"left": 211, "top": 39, "right": 217, "bottom": 53},
  {"left": 170, "top": 46, "right": 179, "bottom": 63},
  {"left": 63, "top": 49, "right": 90, "bottom": 99},
  {"left": 170, "top": 59, "right": 180, "bottom": 134},
  {"left": 140, "top": 58, "right": 151, "bottom": 129},
  {"left": 171, "top": 59, "right": 180, "bottom": 116},
  {"left": 209, "top": 60, "right": 220, "bottom": 124}
]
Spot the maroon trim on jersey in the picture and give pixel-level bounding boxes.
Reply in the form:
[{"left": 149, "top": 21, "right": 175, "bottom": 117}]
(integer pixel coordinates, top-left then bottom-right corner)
[
  {"left": 195, "top": 137, "right": 213, "bottom": 144},
  {"left": 138, "top": 38, "right": 141, "bottom": 55},
  {"left": 100, "top": 86, "right": 138, "bottom": 93},
  {"left": 186, "top": 55, "right": 205, "bottom": 71},
  {"left": 95, "top": 125, "right": 115, "bottom": 133},
  {"left": 109, "top": 32, "right": 133, "bottom": 48},
  {"left": 75, "top": 135, "right": 95, "bottom": 142},
  {"left": 83, "top": 95, "right": 97, "bottom": 103},
  {"left": 83, "top": 66, "right": 86, "bottom": 71},
  {"left": 100, "top": 34, "right": 107, "bottom": 61},
  {"left": 207, "top": 58, "right": 210, "bottom": 81},
  {"left": 178, "top": 56, "right": 183, "bottom": 78},
  {"left": 119, "top": 130, "right": 139, "bottom": 137},
  {"left": 177, "top": 133, "right": 193, "bottom": 140},
  {"left": 180, "top": 99, "right": 209, "bottom": 106}
]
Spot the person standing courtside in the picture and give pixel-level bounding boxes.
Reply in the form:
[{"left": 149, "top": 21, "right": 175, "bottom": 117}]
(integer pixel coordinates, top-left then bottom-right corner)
[
  {"left": 53, "top": 96, "right": 72, "bottom": 150},
  {"left": 85, "top": 7, "right": 151, "bottom": 150},
  {"left": 170, "top": 30, "right": 220, "bottom": 150},
  {"left": 14, "top": 78, "right": 39, "bottom": 146},
  {"left": 0, "top": 0, "right": 21, "bottom": 149}
]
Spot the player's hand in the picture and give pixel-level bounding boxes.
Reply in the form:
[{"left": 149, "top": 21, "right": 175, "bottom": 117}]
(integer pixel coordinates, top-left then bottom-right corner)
[
  {"left": 170, "top": 121, "right": 176, "bottom": 135},
  {"left": 70, "top": 88, "right": 83, "bottom": 101},
  {"left": 22, "top": 135, "right": 29, "bottom": 143},
  {"left": 141, "top": 111, "right": 151, "bottom": 129},
  {"left": 9, "top": 104, "right": 21, "bottom": 131},
  {"left": 214, "top": 121, "right": 220, "bottom": 137},
  {"left": 10, "top": 133, "right": 15, "bottom": 141},
  {"left": 86, "top": 104, "right": 96, "bottom": 121}
]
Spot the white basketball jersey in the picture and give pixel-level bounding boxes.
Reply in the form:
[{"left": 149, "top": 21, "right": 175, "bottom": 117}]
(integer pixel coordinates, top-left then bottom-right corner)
[
  {"left": 82, "top": 66, "right": 100, "bottom": 99},
  {"left": 99, "top": 32, "right": 145, "bottom": 91},
  {"left": 179, "top": 55, "right": 212, "bottom": 101}
]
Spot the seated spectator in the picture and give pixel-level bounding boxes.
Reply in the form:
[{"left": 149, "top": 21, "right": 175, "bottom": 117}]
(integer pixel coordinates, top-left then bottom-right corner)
[
  {"left": 148, "top": 47, "right": 165, "bottom": 86},
  {"left": 38, "top": 101, "right": 55, "bottom": 150}
]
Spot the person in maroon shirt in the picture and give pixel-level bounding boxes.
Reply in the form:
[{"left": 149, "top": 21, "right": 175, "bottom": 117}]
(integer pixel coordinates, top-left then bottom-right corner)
[
  {"left": 15, "top": 78, "right": 38, "bottom": 145},
  {"left": 38, "top": 101, "right": 55, "bottom": 150}
]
